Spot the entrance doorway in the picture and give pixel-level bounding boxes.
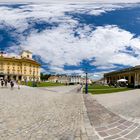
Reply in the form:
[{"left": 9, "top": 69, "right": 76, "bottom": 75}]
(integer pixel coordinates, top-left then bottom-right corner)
[
  {"left": 0, "top": 74, "right": 4, "bottom": 80},
  {"left": 131, "top": 75, "right": 134, "bottom": 85},
  {"left": 13, "top": 75, "right": 16, "bottom": 81},
  {"left": 7, "top": 75, "right": 10, "bottom": 81},
  {"left": 19, "top": 76, "right": 22, "bottom": 81}
]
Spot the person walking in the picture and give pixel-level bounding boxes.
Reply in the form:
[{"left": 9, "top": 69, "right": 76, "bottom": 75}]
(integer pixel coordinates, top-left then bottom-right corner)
[
  {"left": 1, "top": 80, "right": 4, "bottom": 87},
  {"left": 10, "top": 80, "right": 14, "bottom": 89},
  {"left": 17, "top": 80, "right": 21, "bottom": 89},
  {"left": 4, "top": 79, "right": 8, "bottom": 87}
]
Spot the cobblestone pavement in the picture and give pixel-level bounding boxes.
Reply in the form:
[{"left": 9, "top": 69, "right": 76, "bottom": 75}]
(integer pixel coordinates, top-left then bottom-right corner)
[
  {"left": 93, "top": 89, "right": 140, "bottom": 119},
  {"left": 38, "top": 86, "right": 81, "bottom": 94},
  {"left": 84, "top": 94, "right": 140, "bottom": 140},
  {"left": 0, "top": 85, "right": 84, "bottom": 140},
  {"left": 1, "top": 85, "right": 140, "bottom": 140}
]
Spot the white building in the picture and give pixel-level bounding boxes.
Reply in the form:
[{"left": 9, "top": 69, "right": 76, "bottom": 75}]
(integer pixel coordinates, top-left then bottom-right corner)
[
  {"left": 48, "top": 74, "right": 84, "bottom": 84},
  {"left": 69, "top": 75, "right": 82, "bottom": 84},
  {"left": 58, "top": 75, "right": 69, "bottom": 84}
]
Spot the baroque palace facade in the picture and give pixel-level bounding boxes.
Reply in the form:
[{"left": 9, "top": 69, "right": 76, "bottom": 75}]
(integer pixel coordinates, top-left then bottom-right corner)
[
  {"left": 104, "top": 65, "right": 140, "bottom": 86},
  {"left": 0, "top": 50, "right": 41, "bottom": 81}
]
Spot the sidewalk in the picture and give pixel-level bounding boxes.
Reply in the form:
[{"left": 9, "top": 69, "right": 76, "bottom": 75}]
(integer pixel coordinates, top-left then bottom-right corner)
[{"left": 83, "top": 94, "right": 140, "bottom": 140}]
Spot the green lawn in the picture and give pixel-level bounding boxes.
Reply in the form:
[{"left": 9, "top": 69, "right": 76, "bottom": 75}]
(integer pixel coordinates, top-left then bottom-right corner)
[
  {"left": 85, "top": 85, "right": 132, "bottom": 94},
  {"left": 88, "top": 85, "right": 115, "bottom": 89},
  {"left": 23, "top": 81, "right": 65, "bottom": 87}
]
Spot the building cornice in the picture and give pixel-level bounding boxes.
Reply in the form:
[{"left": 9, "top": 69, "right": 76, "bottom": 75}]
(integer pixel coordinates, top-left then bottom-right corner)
[
  {"left": 104, "top": 65, "right": 140, "bottom": 76},
  {"left": 0, "top": 56, "right": 41, "bottom": 66}
]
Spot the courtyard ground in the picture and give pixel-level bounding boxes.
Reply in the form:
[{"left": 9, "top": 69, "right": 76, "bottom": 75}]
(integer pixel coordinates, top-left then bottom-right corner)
[
  {"left": 0, "top": 85, "right": 140, "bottom": 140},
  {"left": 22, "top": 81, "right": 65, "bottom": 87}
]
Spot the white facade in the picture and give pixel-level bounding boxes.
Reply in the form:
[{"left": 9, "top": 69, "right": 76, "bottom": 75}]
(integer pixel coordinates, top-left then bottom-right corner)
[
  {"left": 58, "top": 75, "right": 69, "bottom": 83},
  {"left": 48, "top": 75, "right": 92, "bottom": 84},
  {"left": 69, "top": 76, "right": 82, "bottom": 84},
  {"left": 21, "top": 50, "right": 32, "bottom": 59}
]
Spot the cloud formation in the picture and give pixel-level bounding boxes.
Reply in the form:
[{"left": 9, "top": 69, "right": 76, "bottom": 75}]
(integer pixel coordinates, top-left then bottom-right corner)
[
  {"left": 0, "top": 0, "right": 140, "bottom": 3},
  {"left": 1, "top": 3, "right": 140, "bottom": 79},
  {"left": 21, "top": 25, "right": 140, "bottom": 70}
]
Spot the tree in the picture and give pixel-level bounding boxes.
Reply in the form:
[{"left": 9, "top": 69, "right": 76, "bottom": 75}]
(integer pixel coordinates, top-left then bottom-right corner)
[{"left": 40, "top": 73, "right": 51, "bottom": 81}]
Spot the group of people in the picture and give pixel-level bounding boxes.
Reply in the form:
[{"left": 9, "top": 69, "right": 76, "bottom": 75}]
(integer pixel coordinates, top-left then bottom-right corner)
[{"left": 0, "top": 79, "right": 21, "bottom": 89}]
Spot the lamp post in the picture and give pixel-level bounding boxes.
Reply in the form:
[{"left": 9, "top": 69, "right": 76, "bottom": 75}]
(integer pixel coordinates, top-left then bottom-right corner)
[
  {"left": 85, "top": 72, "right": 88, "bottom": 94},
  {"left": 32, "top": 71, "right": 35, "bottom": 87}
]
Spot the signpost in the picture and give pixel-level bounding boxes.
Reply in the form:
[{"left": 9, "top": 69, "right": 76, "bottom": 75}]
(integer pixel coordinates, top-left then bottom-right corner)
[{"left": 85, "top": 72, "right": 88, "bottom": 94}]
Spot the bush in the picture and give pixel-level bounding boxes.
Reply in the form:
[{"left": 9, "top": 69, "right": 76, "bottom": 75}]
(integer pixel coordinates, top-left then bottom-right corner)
[{"left": 127, "top": 84, "right": 134, "bottom": 88}]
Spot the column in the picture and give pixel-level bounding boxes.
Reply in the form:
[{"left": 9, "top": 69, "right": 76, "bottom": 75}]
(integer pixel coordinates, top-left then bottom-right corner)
[
  {"left": 137, "top": 73, "right": 139, "bottom": 86},
  {"left": 26, "top": 76, "right": 29, "bottom": 82},
  {"left": 128, "top": 73, "right": 131, "bottom": 84},
  {"left": 16, "top": 76, "right": 19, "bottom": 81},
  {"left": 21, "top": 76, "right": 24, "bottom": 82},
  {"left": 4, "top": 75, "right": 7, "bottom": 80},
  {"left": 115, "top": 76, "right": 117, "bottom": 82},
  {"left": 10, "top": 75, "right": 13, "bottom": 80},
  {"left": 134, "top": 72, "right": 138, "bottom": 87},
  {"left": 119, "top": 75, "right": 121, "bottom": 80}
]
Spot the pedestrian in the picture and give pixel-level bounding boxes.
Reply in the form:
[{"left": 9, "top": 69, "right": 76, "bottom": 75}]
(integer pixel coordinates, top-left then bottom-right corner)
[
  {"left": 10, "top": 80, "right": 14, "bottom": 89},
  {"left": 5, "top": 79, "right": 8, "bottom": 87},
  {"left": 1, "top": 80, "right": 4, "bottom": 87},
  {"left": 17, "top": 80, "right": 21, "bottom": 89}
]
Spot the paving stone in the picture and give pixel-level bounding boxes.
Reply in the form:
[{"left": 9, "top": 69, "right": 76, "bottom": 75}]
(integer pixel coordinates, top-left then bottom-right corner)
[
  {"left": 104, "top": 134, "right": 121, "bottom": 140},
  {"left": 120, "top": 130, "right": 130, "bottom": 136},
  {"left": 116, "top": 138, "right": 127, "bottom": 140},
  {"left": 117, "top": 124, "right": 127, "bottom": 130},
  {"left": 89, "top": 135, "right": 100, "bottom": 140},
  {"left": 95, "top": 126, "right": 108, "bottom": 131},
  {"left": 123, "top": 121, "right": 133, "bottom": 127},
  {"left": 0, "top": 85, "right": 84, "bottom": 140},
  {"left": 75, "top": 129, "right": 80, "bottom": 137},
  {"left": 81, "top": 134, "right": 88, "bottom": 140},
  {"left": 125, "top": 128, "right": 140, "bottom": 139},
  {"left": 118, "top": 119, "right": 127, "bottom": 124},
  {"left": 83, "top": 94, "right": 140, "bottom": 140},
  {"left": 74, "top": 137, "right": 81, "bottom": 140},
  {"left": 86, "top": 128, "right": 95, "bottom": 137},
  {"left": 106, "top": 128, "right": 121, "bottom": 135},
  {"left": 127, "top": 124, "right": 137, "bottom": 130},
  {"left": 134, "top": 123, "right": 139, "bottom": 127},
  {"left": 107, "top": 122, "right": 121, "bottom": 128},
  {"left": 81, "top": 126, "right": 86, "bottom": 134},
  {"left": 98, "top": 131, "right": 109, "bottom": 137}
]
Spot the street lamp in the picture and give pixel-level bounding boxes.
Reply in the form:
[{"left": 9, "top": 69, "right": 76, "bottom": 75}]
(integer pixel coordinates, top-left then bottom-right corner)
[
  {"left": 85, "top": 72, "right": 88, "bottom": 94},
  {"left": 32, "top": 71, "right": 35, "bottom": 87}
]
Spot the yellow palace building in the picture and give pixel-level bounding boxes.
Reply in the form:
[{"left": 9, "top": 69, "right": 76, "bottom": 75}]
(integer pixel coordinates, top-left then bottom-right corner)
[{"left": 0, "top": 50, "right": 41, "bottom": 81}]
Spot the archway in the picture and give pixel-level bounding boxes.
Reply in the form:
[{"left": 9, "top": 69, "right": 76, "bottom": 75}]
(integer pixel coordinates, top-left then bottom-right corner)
[{"left": 0, "top": 72, "right": 4, "bottom": 80}]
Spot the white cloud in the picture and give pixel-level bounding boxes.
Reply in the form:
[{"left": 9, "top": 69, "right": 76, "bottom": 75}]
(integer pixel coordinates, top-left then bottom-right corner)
[
  {"left": 48, "top": 66, "right": 84, "bottom": 75},
  {"left": 20, "top": 24, "right": 140, "bottom": 74},
  {"left": 110, "top": 53, "right": 140, "bottom": 66},
  {"left": 0, "top": 2, "right": 123, "bottom": 27},
  {"left": 1, "top": 3, "right": 140, "bottom": 79},
  {"left": 0, "top": 0, "right": 140, "bottom": 3},
  {"left": 88, "top": 4, "right": 123, "bottom": 16}
]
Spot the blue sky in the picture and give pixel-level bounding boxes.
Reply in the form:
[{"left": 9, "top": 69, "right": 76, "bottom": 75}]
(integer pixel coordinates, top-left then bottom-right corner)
[{"left": 1, "top": 3, "right": 140, "bottom": 79}]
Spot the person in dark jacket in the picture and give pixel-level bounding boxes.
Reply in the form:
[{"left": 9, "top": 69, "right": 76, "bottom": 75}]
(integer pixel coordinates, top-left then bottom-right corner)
[
  {"left": 10, "top": 80, "right": 14, "bottom": 89},
  {"left": 1, "top": 80, "right": 4, "bottom": 87},
  {"left": 4, "top": 79, "right": 8, "bottom": 87}
]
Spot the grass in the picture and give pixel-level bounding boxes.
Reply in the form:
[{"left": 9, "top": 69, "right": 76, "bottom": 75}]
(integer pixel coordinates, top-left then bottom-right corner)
[
  {"left": 22, "top": 81, "right": 65, "bottom": 87},
  {"left": 85, "top": 85, "right": 132, "bottom": 95},
  {"left": 88, "top": 85, "right": 115, "bottom": 89}
]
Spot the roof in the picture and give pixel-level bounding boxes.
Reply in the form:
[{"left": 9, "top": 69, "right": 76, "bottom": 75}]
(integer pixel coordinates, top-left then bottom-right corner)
[
  {"left": 104, "top": 65, "right": 140, "bottom": 76},
  {"left": 21, "top": 50, "right": 32, "bottom": 54},
  {"left": 0, "top": 56, "right": 41, "bottom": 66}
]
